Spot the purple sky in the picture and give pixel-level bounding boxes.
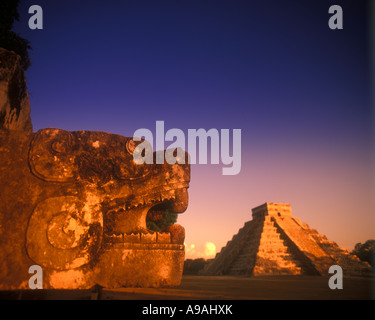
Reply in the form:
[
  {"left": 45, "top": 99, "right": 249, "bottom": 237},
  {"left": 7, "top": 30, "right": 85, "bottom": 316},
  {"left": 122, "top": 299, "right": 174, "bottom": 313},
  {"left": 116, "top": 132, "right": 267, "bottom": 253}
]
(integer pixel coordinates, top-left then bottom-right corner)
[{"left": 14, "top": 0, "right": 374, "bottom": 257}]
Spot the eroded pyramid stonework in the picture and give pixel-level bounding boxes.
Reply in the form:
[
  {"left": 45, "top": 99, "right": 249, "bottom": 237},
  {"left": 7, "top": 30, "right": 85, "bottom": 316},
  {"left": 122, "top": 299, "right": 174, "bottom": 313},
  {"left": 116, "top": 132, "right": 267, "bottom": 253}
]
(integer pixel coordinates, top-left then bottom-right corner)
[{"left": 203, "top": 203, "right": 372, "bottom": 277}]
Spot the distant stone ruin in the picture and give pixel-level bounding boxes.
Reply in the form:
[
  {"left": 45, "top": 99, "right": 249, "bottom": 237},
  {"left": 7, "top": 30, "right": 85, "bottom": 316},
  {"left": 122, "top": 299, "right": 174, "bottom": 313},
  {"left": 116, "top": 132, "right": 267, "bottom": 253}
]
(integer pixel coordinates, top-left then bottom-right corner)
[{"left": 203, "top": 203, "right": 372, "bottom": 276}]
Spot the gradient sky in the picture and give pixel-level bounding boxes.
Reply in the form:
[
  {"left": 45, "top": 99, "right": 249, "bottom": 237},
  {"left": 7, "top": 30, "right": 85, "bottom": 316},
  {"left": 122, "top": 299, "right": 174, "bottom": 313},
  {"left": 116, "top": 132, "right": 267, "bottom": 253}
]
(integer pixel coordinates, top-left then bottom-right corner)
[{"left": 13, "top": 0, "right": 374, "bottom": 258}]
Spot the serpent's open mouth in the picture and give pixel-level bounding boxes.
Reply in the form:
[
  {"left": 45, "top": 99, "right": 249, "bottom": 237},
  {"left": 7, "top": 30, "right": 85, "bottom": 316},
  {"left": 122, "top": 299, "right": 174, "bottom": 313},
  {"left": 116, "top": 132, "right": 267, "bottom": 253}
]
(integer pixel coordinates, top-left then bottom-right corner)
[{"left": 103, "top": 187, "right": 188, "bottom": 247}]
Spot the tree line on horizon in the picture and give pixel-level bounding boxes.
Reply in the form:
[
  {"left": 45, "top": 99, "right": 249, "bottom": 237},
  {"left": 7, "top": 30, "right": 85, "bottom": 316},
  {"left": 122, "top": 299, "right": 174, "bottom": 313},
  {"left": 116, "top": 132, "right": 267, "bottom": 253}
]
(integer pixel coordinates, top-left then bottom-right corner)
[
  {"left": 183, "top": 258, "right": 211, "bottom": 275},
  {"left": 351, "top": 240, "right": 375, "bottom": 268},
  {"left": 183, "top": 239, "right": 375, "bottom": 275},
  {"left": 0, "top": 0, "right": 31, "bottom": 71}
]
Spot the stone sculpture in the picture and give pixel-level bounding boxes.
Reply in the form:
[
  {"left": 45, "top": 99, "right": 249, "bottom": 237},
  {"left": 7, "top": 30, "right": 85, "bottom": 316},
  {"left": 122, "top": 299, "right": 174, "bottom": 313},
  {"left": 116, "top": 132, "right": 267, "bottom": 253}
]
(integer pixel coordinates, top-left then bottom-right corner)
[{"left": 0, "top": 48, "right": 190, "bottom": 289}]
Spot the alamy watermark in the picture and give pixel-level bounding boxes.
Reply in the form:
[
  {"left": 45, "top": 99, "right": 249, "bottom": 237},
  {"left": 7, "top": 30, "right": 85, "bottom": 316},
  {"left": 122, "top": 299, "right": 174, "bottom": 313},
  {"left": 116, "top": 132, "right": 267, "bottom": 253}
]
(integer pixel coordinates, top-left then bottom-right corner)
[
  {"left": 27, "top": 4, "right": 343, "bottom": 31},
  {"left": 328, "top": 265, "right": 343, "bottom": 290},
  {"left": 28, "top": 5, "right": 43, "bottom": 30},
  {"left": 132, "top": 121, "right": 241, "bottom": 175},
  {"left": 28, "top": 265, "right": 43, "bottom": 289}
]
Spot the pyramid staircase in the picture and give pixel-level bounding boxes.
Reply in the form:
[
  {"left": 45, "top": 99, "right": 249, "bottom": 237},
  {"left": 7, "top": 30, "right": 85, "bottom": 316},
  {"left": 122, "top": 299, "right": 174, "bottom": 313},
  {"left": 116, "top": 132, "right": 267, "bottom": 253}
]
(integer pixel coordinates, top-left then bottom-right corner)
[
  {"left": 203, "top": 203, "right": 372, "bottom": 277},
  {"left": 229, "top": 216, "right": 304, "bottom": 275}
]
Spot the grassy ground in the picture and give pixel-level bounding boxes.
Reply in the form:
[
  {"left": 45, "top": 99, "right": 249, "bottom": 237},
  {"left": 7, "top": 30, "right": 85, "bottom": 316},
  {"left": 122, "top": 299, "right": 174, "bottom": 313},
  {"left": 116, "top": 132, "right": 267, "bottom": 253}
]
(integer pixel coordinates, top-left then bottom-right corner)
[
  {"left": 2, "top": 275, "right": 372, "bottom": 300},
  {"left": 103, "top": 275, "right": 374, "bottom": 300}
]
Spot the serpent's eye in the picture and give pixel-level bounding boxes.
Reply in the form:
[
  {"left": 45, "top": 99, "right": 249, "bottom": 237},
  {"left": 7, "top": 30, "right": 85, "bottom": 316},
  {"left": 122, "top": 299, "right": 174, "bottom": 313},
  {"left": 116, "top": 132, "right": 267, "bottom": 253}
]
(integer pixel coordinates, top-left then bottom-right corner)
[
  {"left": 126, "top": 139, "right": 137, "bottom": 154},
  {"left": 29, "top": 128, "right": 77, "bottom": 182}
]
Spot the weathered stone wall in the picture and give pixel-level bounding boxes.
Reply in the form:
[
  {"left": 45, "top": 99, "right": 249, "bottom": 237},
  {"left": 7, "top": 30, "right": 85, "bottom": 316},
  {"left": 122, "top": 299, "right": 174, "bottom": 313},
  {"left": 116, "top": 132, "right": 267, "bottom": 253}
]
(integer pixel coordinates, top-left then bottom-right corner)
[
  {"left": 0, "top": 48, "right": 32, "bottom": 132},
  {"left": 0, "top": 129, "right": 190, "bottom": 289}
]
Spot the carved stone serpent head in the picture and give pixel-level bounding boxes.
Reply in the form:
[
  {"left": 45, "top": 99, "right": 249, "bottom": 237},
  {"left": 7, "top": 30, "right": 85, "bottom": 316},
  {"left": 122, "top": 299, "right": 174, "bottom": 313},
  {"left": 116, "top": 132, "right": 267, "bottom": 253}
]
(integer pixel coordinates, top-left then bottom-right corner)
[{"left": 0, "top": 128, "right": 190, "bottom": 289}]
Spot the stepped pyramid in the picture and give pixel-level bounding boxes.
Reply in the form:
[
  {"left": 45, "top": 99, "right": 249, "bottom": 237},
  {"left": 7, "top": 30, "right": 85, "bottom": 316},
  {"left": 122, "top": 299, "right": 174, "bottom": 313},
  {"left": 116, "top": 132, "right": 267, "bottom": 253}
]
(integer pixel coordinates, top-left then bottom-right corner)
[{"left": 203, "top": 203, "right": 372, "bottom": 276}]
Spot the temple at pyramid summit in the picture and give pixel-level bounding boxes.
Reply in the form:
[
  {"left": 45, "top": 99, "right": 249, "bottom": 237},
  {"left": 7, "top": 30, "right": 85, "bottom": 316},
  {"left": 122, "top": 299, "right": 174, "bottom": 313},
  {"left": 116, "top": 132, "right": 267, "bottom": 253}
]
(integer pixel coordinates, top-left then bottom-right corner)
[{"left": 203, "top": 203, "right": 372, "bottom": 277}]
